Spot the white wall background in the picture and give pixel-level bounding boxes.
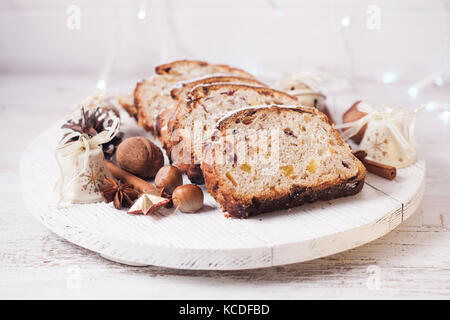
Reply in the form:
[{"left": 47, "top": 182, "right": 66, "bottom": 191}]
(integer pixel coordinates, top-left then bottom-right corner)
[{"left": 0, "top": 0, "right": 449, "bottom": 83}]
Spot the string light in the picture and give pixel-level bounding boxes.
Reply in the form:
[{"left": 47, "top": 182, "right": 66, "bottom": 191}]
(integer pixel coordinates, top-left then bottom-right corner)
[
  {"left": 408, "top": 86, "right": 419, "bottom": 98},
  {"left": 425, "top": 101, "right": 437, "bottom": 111},
  {"left": 381, "top": 72, "right": 398, "bottom": 84},
  {"left": 137, "top": 9, "right": 146, "bottom": 20},
  {"left": 434, "top": 77, "right": 444, "bottom": 86},
  {"left": 439, "top": 110, "right": 450, "bottom": 124},
  {"left": 96, "top": 54, "right": 114, "bottom": 92},
  {"left": 137, "top": 0, "right": 147, "bottom": 20},
  {"left": 341, "top": 16, "right": 351, "bottom": 27},
  {"left": 96, "top": 80, "right": 106, "bottom": 90}
]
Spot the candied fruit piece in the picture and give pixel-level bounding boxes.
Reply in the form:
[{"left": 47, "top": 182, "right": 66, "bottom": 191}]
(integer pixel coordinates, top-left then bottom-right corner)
[
  {"left": 283, "top": 128, "right": 297, "bottom": 138},
  {"left": 239, "top": 163, "right": 252, "bottom": 173},
  {"left": 306, "top": 159, "right": 317, "bottom": 174},
  {"left": 226, "top": 172, "right": 237, "bottom": 186},
  {"left": 280, "top": 165, "right": 295, "bottom": 177}
]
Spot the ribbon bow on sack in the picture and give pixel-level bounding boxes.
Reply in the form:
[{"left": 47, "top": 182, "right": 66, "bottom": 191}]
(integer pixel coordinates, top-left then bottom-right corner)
[
  {"left": 335, "top": 102, "right": 423, "bottom": 161},
  {"left": 54, "top": 115, "right": 120, "bottom": 204}
]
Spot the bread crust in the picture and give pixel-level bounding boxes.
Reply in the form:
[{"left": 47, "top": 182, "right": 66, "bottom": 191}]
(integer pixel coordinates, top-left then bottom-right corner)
[
  {"left": 202, "top": 106, "right": 366, "bottom": 218},
  {"left": 155, "top": 60, "right": 256, "bottom": 79},
  {"left": 133, "top": 60, "right": 257, "bottom": 134},
  {"left": 118, "top": 94, "right": 137, "bottom": 119},
  {"left": 170, "top": 76, "right": 266, "bottom": 101},
  {"left": 169, "top": 85, "right": 299, "bottom": 184}
]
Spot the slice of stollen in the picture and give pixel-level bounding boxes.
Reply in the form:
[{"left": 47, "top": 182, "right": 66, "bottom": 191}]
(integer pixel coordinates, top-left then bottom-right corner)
[
  {"left": 157, "top": 76, "right": 266, "bottom": 154},
  {"left": 132, "top": 60, "right": 256, "bottom": 134},
  {"left": 202, "top": 105, "right": 366, "bottom": 218},
  {"left": 169, "top": 84, "right": 298, "bottom": 184},
  {"left": 118, "top": 94, "right": 135, "bottom": 119}
]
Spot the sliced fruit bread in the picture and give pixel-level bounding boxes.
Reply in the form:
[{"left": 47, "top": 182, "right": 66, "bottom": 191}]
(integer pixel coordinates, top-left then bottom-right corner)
[
  {"left": 133, "top": 60, "right": 256, "bottom": 134},
  {"left": 157, "top": 76, "right": 266, "bottom": 154},
  {"left": 168, "top": 85, "right": 299, "bottom": 184},
  {"left": 202, "top": 106, "right": 366, "bottom": 218}
]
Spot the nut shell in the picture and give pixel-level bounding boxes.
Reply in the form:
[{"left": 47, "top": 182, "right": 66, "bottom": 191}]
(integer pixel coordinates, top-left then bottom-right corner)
[
  {"left": 116, "top": 136, "right": 164, "bottom": 179},
  {"left": 342, "top": 101, "right": 368, "bottom": 144},
  {"left": 155, "top": 165, "right": 183, "bottom": 194},
  {"left": 172, "top": 184, "right": 204, "bottom": 213}
]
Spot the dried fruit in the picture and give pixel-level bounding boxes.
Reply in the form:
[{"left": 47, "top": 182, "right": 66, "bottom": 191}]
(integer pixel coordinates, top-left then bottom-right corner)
[
  {"left": 283, "top": 128, "right": 297, "bottom": 138},
  {"left": 280, "top": 165, "right": 295, "bottom": 177},
  {"left": 307, "top": 159, "right": 317, "bottom": 174},
  {"left": 226, "top": 172, "right": 237, "bottom": 186},
  {"left": 99, "top": 177, "right": 140, "bottom": 209},
  {"left": 239, "top": 163, "right": 252, "bottom": 173}
]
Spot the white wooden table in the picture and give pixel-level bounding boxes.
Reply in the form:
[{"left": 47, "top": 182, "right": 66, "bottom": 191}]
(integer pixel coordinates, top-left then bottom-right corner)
[{"left": 1, "top": 74, "right": 449, "bottom": 299}]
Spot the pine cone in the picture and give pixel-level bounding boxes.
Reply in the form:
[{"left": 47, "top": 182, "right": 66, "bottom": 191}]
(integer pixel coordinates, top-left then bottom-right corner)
[{"left": 61, "top": 107, "right": 123, "bottom": 159}]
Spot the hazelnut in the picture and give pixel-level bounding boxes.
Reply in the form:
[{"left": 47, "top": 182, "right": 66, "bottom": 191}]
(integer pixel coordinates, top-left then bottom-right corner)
[
  {"left": 342, "top": 101, "right": 368, "bottom": 144},
  {"left": 155, "top": 165, "right": 183, "bottom": 194},
  {"left": 172, "top": 184, "right": 204, "bottom": 213},
  {"left": 116, "top": 136, "right": 164, "bottom": 179}
]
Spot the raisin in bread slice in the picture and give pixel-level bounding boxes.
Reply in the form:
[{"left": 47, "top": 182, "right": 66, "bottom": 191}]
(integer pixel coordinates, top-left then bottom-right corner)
[
  {"left": 202, "top": 106, "right": 366, "bottom": 218},
  {"left": 134, "top": 60, "right": 256, "bottom": 134},
  {"left": 169, "top": 85, "right": 298, "bottom": 184},
  {"left": 157, "top": 76, "right": 266, "bottom": 155}
]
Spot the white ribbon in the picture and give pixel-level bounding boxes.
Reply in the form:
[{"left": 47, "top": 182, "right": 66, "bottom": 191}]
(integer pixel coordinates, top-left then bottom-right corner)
[
  {"left": 54, "top": 113, "right": 120, "bottom": 204},
  {"left": 335, "top": 102, "right": 423, "bottom": 159}
]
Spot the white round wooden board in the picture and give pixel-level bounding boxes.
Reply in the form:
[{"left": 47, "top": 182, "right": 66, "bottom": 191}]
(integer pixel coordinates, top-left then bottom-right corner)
[{"left": 20, "top": 113, "right": 425, "bottom": 270}]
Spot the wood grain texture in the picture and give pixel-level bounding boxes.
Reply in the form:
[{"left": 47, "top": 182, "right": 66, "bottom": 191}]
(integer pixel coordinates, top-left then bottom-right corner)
[{"left": 1, "top": 74, "right": 449, "bottom": 298}]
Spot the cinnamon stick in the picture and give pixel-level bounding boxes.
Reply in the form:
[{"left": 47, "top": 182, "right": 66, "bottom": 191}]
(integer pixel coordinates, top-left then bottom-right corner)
[
  {"left": 352, "top": 150, "right": 396, "bottom": 180},
  {"left": 105, "top": 160, "right": 163, "bottom": 195},
  {"left": 362, "top": 158, "right": 396, "bottom": 180}
]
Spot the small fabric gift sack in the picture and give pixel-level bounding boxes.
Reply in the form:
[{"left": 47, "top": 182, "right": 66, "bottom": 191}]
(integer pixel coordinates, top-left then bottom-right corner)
[
  {"left": 55, "top": 116, "right": 120, "bottom": 204},
  {"left": 337, "top": 102, "right": 421, "bottom": 168}
]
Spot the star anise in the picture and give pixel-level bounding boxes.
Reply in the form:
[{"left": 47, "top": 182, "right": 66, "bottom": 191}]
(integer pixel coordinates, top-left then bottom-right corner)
[
  {"left": 99, "top": 177, "right": 140, "bottom": 209},
  {"left": 61, "top": 107, "right": 123, "bottom": 159}
]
